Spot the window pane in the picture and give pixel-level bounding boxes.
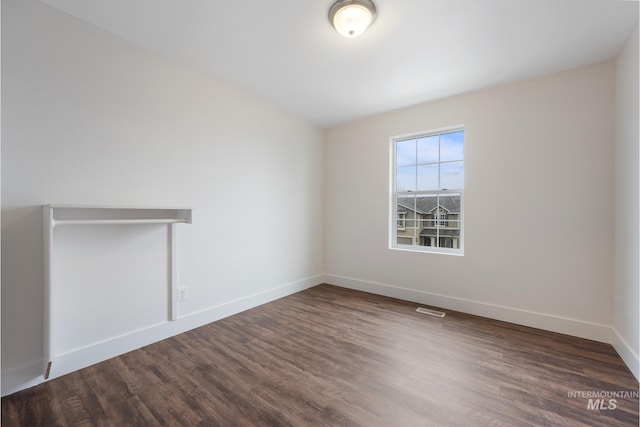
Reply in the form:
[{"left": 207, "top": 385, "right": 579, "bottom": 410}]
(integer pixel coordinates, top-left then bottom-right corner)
[
  {"left": 438, "top": 194, "right": 460, "bottom": 222},
  {"left": 397, "top": 196, "right": 415, "bottom": 245},
  {"left": 440, "top": 161, "right": 464, "bottom": 189},
  {"left": 417, "top": 164, "right": 438, "bottom": 190},
  {"left": 440, "top": 131, "right": 464, "bottom": 162},
  {"left": 439, "top": 193, "right": 461, "bottom": 212},
  {"left": 404, "top": 219, "right": 417, "bottom": 234},
  {"left": 397, "top": 218, "right": 416, "bottom": 245},
  {"left": 417, "top": 135, "right": 439, "bottom": 164},
  {"left": 396, "top": 211, "right": 405, "bottom": 227},
  {"left": 415, "top": 194, "right": 438, "bottom": 214},
  {"left": 415, "top": 195, "right": 437, "bottom": 247},
  {"left": 397, "top": 196, "right": 415, "bottom": 214},
  {"left": 435, "top": 194, "right": 460, "bottom": 248},
  {"left": 397, "top": 235, "right": 413, "bottom": 245},
  {"left": 396, "top": 139, "right": 416, "bottom": 167},
  {"left": 397, "top": 166, "right": 416, "bottom": 191}
]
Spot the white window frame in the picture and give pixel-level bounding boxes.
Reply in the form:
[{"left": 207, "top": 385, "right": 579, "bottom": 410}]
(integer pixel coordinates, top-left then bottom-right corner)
[{"left": 389, "top": 126, "right": 465, "bottom": 255}]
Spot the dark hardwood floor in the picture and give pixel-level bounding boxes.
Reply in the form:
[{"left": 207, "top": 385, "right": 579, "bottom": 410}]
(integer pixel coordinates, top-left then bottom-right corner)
[{"left": 3, "top": 284, "right": 639, "bottom": 426}]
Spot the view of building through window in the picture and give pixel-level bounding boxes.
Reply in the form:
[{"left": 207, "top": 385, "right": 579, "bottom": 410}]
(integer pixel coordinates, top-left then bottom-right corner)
[{"left": 392, "top": 129, "right": 464, "bottom": 252}]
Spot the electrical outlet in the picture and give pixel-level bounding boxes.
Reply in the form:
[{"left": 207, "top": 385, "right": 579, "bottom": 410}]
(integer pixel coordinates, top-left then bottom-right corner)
[{"left": 177, "top": 287, "right": 187, "bottom": 302}]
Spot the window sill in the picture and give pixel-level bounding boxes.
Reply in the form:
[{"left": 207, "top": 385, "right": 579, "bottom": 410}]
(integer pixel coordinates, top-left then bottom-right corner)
[{"left": 389, "top": 245, "right": 464, "bottom": 256}]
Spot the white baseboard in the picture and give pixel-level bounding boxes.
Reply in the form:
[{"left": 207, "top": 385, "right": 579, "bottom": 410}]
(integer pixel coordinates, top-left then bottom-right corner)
[
  {"left": 4, "top": 275, "right": 633, "bottom": 396},
  {"left": 1, "top": 274, "right": 323, "bottom": 397},
  {"left": 1, "top": 360, "right": 45, "bottom": 397},
  {"left": 611, "top": 327, "right": 640, "bottom": 381},
  {"left": 324, "top": 274, "right": 612, "bottom": 343}
]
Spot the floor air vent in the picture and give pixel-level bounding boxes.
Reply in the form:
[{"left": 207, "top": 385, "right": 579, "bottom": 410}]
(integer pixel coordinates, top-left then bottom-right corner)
[{"left": 416, "top": 307, "right": 446, "bottom": 317}]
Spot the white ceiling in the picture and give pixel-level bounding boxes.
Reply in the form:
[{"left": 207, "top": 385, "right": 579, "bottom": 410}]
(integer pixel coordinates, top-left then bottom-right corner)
[{"left": 40, "top": 0, "right": 638, "bottom": 128}]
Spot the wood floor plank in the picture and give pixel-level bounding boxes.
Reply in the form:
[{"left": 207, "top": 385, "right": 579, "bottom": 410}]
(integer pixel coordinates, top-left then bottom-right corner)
[{"left": 2, "top": 284, "right": 638, "bottom": 426}]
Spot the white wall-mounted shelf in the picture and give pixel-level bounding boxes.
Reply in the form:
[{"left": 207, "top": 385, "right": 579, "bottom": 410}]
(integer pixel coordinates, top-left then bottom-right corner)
[
  {"left": 43, "top": 205, "right": 192, "bottom": 380},
  {"left": 48, "top": 204, "right": 192, "bottom": 224}
]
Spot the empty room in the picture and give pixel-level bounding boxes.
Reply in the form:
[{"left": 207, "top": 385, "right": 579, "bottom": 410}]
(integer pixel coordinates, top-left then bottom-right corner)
[{"left": 2, "top": 0, "right": 639, "bottom": 425}]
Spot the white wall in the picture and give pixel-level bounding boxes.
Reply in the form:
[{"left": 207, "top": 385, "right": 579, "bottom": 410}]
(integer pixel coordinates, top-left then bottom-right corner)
[
  {"left": 1, "top": 0, "right": 324, "bottom": 394},
  {"left": 613, "top": 22, "right": 639, "bottom": 380},
  {"left": 325, "top": 61, "right": 615, "bottom": 342}
]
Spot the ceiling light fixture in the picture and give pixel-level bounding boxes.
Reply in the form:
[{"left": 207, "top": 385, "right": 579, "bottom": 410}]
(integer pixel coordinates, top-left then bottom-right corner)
[{"left": 329, "top": 0, "right": 377, "bottom": 38}]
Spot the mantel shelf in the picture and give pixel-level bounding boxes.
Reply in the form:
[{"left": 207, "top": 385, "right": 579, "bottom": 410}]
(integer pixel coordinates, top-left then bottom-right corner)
[
  {"left": 43, "top": 204, "right": 192, "bottom": 380},
  {"left": 47, "top": 205, "right": 192, "bottom": 224},
  {"left": 54, "top": 218, "right": 189, "bottom": 226}
]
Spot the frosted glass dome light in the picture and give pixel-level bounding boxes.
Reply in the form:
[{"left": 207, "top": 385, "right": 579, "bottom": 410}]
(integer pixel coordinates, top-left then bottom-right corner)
[{"left": 329, "top": 0, "right": 377, "bottom": 38}]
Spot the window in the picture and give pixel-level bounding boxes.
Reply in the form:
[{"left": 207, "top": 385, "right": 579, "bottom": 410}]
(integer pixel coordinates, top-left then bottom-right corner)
[
  {"left": 397, "top": 212, "right": 406, "bottom": 230},
  {"left": 434, "top": 207, "right": 448, "bottom": 227},
  {"left": 390, "top": 127, "right": 464, "bottom": 254}
]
